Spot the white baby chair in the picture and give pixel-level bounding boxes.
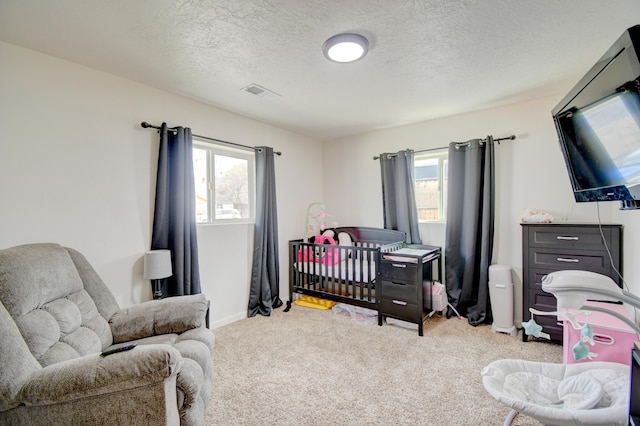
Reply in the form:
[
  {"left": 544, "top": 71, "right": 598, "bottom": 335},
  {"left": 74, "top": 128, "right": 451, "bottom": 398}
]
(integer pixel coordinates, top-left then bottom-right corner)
[{"left": 482, "top": 270, "right": 640, "bottom": 426}]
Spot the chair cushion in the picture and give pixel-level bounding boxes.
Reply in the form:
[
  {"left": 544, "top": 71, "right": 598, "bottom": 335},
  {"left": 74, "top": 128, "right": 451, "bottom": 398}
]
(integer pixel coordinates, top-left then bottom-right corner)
[
  {"left": 123, "top": 328, "right": 215, "bottom": 419},
  {"left": 109, "top": 294, "right": 208, "bottom": 343},
  {"left": 65, "top": 247, "right": 120, "bottom": 322},
  {"left": 0, "top": 300, "right": 41, "bottom": 412},
  {"left": 0, "top": 244, "right": 112, "bottom": 366}
]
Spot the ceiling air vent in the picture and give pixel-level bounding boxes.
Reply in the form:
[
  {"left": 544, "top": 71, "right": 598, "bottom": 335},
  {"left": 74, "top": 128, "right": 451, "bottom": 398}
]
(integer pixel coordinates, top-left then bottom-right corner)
[{"left": 241, "top": 84, "right": 280, "bottom": 98}]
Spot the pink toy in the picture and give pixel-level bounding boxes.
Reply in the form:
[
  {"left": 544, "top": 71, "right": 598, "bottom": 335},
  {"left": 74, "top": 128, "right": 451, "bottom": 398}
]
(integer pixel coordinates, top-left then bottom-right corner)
[
  {"left": 297, "top": 235, "right": 340, "bottom": 265},
  {"left": 562, "top": 301, "right": 637, "bottom": 365}
]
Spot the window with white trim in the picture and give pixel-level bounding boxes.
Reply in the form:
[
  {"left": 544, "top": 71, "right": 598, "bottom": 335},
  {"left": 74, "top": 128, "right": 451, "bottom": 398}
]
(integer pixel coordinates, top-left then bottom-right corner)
[
  {"left": 193, "top": 141, "right": 255, "bottom": 224},
  {"left": 414, "top": 149, "right": 448, "bottom": 222}
]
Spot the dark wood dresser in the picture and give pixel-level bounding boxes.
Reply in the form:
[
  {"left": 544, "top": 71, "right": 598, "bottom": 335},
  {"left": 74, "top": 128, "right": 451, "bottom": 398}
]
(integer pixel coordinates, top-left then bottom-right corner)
[{"left": 521, "top": 223, "right": 623, "bottom": 342}]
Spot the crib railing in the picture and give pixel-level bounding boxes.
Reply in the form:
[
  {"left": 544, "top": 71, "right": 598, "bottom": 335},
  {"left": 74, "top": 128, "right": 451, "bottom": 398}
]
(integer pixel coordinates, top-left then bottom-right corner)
[{"left": 288, "top": 238, "right": 404, "bottom": 310}]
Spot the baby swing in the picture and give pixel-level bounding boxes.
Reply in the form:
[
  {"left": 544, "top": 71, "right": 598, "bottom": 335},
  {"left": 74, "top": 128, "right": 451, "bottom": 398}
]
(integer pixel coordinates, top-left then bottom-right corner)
[{"left": 482, "top": 270, "right": 639, "bottom": 426}]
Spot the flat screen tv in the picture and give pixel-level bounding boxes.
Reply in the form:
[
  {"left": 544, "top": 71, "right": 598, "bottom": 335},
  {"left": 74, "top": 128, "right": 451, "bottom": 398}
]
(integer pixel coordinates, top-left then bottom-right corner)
[{"left": 552, "top": 25, "right": 640, "bottom": 209}]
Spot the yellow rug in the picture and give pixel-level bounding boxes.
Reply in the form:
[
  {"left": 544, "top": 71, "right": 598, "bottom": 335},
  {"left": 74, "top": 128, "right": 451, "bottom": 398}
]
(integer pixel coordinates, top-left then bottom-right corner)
[{"left": 293, "top": 295, "right": 336, "bottom": 310}]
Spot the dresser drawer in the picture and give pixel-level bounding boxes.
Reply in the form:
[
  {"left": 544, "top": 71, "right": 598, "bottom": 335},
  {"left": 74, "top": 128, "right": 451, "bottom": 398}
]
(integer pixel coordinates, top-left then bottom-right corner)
[
  {"left": 529, "top": 313, "right": 563, "bottom": 340},
  {"left": 529, "top": 311, "right": 562, "bottom": 328},
  {"left": 527, "top": 288, "right": 563, "bottom": 340},
  {"left": 379, "top": 260, "right": 419, "bottom": 283},
  {"left": 529, "top": 249, "right": 609, "bottom": 273},
  {"left": 522, "top": 223, "right": 623, "bottom": 343},
  {"left": 380, "top": 298, "right": 420, "bottom": 320},
  {"left": 380, "top": 280, "right": 418, "bottom": 302},
  {"left": 528, "top": 226, "right": 611, "bottom": 249},
  {"left": 526, "top": 268, "right": 552, "bottom": 291},
  {"left": 529, "top": 288, "right": 557, "bottom": 311}
]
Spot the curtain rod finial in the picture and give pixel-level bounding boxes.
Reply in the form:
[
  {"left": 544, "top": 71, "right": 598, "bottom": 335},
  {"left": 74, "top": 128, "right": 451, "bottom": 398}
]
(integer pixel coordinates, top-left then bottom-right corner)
[{"left": 141, "top": 121, "right": 151, "bottom": 128}]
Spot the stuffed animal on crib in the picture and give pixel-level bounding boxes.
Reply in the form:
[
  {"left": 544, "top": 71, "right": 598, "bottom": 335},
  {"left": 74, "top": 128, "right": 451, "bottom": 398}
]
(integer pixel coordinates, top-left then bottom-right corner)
[
  {"left": 311, "top": 235, "right": 327, "bottom": 259},
  {"left": 297, "top": 235, "right": 340, "bottom": 265}
]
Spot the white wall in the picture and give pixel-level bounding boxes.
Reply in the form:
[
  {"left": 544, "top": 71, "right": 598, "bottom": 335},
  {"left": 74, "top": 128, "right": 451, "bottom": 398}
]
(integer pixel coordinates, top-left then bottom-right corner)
[
  {"left": 0, "top": 41, "right": 324, "bottom": 328},
  {"left": 4, "top": 40, "right": 640, "bottom": 330},
  {"left": 323, "top": 96, "right": 639, "bottom": 324}
]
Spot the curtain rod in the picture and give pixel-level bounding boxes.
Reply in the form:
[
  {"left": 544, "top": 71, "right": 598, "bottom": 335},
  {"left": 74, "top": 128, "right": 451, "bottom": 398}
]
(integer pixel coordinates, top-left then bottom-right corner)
[
  {"left": 372, "top": 135, "right": 516, "bottom": 160},
  {"left": 140, "top": 122, "right": 282, "bottom": 156}
]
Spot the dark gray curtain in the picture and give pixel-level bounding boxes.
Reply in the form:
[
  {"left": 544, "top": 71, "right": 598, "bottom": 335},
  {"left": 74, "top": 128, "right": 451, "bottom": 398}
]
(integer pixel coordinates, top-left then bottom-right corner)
[
  {"left": 151, "top": 122, "right": 201, "bottom": 297},
  {"left": 444, "top": 137, "right": 494, "bottom": 326},
  {"left": 379, "top": 149, "right": 422, "bottom": 244},
  {"left": 248, "top": 146, "right": 283, "bottom": 317}
]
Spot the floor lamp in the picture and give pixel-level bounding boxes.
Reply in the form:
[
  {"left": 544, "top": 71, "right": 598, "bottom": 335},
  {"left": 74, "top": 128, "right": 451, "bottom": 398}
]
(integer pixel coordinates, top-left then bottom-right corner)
[{"left": 143, "top": 249, "right": 172, "bottom": 299}]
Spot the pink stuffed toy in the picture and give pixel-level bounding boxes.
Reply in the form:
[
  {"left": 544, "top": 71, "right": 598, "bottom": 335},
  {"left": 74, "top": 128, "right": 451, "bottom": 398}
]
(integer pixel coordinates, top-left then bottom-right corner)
[{"left": 298, "top": 235, "right": 340, "bottom": 265}]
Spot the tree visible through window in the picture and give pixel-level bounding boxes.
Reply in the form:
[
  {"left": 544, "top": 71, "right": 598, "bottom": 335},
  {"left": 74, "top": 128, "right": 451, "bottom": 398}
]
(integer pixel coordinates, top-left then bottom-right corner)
[
  {"left": 414, "top": 150, "right": 448, "bottom": 222},
  {"left": 193, "top": 141, "right": 255, "bottom": 223}
]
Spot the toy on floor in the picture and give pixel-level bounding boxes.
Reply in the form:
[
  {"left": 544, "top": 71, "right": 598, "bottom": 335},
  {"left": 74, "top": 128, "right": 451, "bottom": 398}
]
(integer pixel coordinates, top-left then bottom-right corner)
[{"left": 293, "top": 295, "right": 336, "bottom": 310}]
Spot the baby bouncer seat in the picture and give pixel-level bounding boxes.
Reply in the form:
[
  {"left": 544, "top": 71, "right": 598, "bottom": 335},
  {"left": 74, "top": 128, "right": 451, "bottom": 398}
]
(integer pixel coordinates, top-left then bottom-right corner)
[
  {"left": 482, "top": 270, "right": 639, "bottom": 425},
  {"left": 482, "top": 359, "right": 629, "bottom": 425}
]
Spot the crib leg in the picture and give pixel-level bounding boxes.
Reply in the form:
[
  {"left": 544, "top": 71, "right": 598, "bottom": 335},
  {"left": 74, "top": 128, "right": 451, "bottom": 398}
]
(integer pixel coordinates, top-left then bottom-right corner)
[{"left": 503, "top": 409, "right": 518, "bottom": 426}]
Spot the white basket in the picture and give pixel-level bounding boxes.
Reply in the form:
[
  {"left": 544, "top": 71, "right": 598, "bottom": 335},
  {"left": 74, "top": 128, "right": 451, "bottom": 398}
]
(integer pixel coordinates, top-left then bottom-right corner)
[{"left": 431, "top": 281, "right": 447, "bottom": 312}]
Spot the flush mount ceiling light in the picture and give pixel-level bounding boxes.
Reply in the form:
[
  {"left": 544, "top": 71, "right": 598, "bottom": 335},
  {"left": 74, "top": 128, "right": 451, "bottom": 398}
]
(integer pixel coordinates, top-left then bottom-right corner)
[{"left": 323, "top": 33, "right": 369, "bottom": 63}]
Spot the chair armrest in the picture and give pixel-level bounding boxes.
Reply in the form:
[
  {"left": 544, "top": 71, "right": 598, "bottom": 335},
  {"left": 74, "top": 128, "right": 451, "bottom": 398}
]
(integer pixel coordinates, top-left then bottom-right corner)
[
  {"left": 109, "top": 294, "right": 208, "bottom": 343},
  {"left": 18, "top": 344, "right": 182, "bottom": 406}
]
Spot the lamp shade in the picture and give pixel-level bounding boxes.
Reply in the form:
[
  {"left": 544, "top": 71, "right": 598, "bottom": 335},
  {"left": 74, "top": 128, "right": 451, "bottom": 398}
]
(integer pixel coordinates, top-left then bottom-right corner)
[{"left": 143, "top": 250, "right": 172, "bottom": 280}]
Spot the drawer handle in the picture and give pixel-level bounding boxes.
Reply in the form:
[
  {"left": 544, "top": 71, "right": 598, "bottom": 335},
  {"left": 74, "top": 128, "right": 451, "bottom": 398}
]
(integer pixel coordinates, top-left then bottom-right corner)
[
  {"left": 557, "top": 257, "right": 579, "bottom": 263},
  {"left": 557, "top": 236, "right": 579, "bottom": 241},
  {"left": 392, "top": 300, "right": 407, "bottom": 306},
  {"left": 391, "top": 263, "right": 407, "bottom": 268},
  {"left": 592, "top": 334, "right": 615, "bottom": 346}
]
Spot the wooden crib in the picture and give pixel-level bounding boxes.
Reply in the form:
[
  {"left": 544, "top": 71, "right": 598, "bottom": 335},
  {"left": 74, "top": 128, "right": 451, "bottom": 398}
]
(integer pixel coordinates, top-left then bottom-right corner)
[{"left": 287, "top": 226, "right": 405, "bottom": 312}]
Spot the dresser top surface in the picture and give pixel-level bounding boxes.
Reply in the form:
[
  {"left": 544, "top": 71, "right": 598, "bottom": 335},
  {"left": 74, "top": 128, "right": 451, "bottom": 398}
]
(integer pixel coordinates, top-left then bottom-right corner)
[{"left": 521, "top": 223, "right": 622, "bottom": 227}]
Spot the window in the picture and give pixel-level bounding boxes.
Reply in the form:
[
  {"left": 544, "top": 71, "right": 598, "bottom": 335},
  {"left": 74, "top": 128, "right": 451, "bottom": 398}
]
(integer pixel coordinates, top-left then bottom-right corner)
[
  {"left": 414, "top": 150, "right": 448, "bottom": 222},
  {"left": 193, "top": 141, "right": 255, "bottom": 224}
]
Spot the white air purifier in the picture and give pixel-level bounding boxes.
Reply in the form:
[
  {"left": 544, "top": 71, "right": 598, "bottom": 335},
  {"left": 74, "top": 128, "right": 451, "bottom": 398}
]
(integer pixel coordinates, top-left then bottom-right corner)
[{"left": 488, "top": 264, "right": 517, "bottom": 337}]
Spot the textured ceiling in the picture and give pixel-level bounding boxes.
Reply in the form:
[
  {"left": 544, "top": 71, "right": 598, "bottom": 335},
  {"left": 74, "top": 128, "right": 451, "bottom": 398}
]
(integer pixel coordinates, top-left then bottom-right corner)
[{"left": 1, "top": 1, "right": 640, "bottom": 140}]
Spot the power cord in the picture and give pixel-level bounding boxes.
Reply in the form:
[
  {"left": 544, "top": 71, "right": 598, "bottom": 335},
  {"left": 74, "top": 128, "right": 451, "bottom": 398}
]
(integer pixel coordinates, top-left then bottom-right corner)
[
  {"left": 595, "top": 201, "right": 626, "bottom": 290},
  {"left": 596, "top": 201, "right": 635, "bottom": 322}
]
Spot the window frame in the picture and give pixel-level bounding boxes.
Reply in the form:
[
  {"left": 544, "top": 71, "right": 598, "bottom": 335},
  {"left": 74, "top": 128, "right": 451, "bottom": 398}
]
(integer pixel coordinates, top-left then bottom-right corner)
[
  {"left": 414, "top": 149, "right": 448, "bottom": 223},
  {"left": 193, "top": 139, "right": 255, "bottom": 225}
]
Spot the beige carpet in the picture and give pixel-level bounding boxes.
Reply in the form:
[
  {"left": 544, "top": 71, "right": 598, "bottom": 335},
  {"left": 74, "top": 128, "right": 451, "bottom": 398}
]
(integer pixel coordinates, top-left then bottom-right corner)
[{"left": 205, "top": 305, "right": 562, "bottom": 425}]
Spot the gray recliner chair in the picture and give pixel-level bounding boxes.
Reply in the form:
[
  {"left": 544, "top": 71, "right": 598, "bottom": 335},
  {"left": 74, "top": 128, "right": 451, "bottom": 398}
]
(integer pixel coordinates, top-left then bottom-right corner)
[{"left": 0, "top": 243, "right": 214, "bottom": 425}]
